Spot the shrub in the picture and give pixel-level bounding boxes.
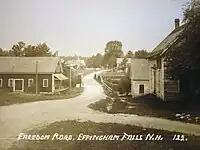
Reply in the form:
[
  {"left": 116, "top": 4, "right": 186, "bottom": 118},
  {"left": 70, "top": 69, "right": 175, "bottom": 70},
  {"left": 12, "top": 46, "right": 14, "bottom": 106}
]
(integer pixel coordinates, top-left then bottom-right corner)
[{"left": 117, "top": 76, "right": 131, "bottom": 95}]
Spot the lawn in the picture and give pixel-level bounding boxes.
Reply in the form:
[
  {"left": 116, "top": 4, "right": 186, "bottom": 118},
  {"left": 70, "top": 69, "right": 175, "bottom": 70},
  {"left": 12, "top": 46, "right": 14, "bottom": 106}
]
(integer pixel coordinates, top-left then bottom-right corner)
[
  {"left": 0, "top": 87, "right": 83, "bottom": 106},
  {"left": 9, "top": 120, "right": 200, "bottom": 150},
  {"left": 88, "top": 95, "right": 200, "bottom": 125}
]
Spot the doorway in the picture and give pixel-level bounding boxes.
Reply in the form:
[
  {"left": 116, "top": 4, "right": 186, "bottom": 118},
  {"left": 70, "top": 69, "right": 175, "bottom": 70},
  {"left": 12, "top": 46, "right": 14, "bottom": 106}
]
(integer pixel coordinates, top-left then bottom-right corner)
[
  {"left": 13, "top": 79, "right": 24, "bottom": 92},
  {"left": 139, "top": 85, "right": 144, "bottom": 94},
  {"left": 153, "top": 70, "right": 156, "bottom": 93}
]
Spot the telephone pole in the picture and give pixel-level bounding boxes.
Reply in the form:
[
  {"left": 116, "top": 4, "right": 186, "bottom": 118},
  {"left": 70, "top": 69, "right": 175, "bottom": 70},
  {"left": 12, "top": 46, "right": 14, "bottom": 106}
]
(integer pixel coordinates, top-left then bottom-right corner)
[
  {"left": 36, "top": 60, "right": 38, "bottom": 98},
  {"left": 69, "top": 66, "right": 71, "bottom": 88}
]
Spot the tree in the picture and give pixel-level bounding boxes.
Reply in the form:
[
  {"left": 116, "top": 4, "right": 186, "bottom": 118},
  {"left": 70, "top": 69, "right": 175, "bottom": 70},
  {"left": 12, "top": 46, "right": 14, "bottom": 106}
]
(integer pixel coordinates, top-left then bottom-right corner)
[
  {"left": 117, "top": 73, "right": 131, "bottom": 95},
  {"left": 0, "top": 48, "right": 9, "bottom": 56},
  {"left": 10, "top": 41, "right": 25, "bottom": 56},
  {"left": 134, "top": 50, "right": 149, "bottom": 58},
  {"left": 126, "top": 50, "right": 134, "bottom": 58},
  {"left": 1, "top": 41, "right": 54, "bottom": 57},
  {"left": 166, "top": 0, "right": 200, "bottom": 98},
  {"left": 120, "top": 57, "right": 128, "bottom": 71},
  {"left": 104, "top": 40, "right": 124, "bottom": 68},
  {"left": 24, "top": 45, "right": 36, "bottom": 56},
  {"left": 35, "top": 43, "right": 52, "bottom": 56}
]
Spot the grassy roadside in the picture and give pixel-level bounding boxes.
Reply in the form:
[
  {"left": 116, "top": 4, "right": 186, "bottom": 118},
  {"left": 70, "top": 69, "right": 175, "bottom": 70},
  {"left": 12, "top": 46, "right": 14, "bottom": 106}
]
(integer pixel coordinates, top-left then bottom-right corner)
[
  {"left": 88, "top": 95, "right": 200, "bottom": 125},
  {"left": 0, "top": 87, "right": 83, "bottom": 106},
  {"left": 9, "top": 120, "right": 200, "bottom": 150}
]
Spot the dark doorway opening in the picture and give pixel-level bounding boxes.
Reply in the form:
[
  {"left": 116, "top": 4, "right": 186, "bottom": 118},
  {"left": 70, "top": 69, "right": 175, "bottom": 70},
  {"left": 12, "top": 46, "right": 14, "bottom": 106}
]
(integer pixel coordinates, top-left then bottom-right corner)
[{"left": 139, "top": 85, "right": 144, "bottom": 94}]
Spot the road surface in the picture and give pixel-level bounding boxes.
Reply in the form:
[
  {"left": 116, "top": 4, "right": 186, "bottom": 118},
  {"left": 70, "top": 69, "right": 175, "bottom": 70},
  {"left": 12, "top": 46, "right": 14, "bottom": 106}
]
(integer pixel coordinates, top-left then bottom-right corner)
[{"left": 1, "top": 71, "right": 200, "bottom": 149}]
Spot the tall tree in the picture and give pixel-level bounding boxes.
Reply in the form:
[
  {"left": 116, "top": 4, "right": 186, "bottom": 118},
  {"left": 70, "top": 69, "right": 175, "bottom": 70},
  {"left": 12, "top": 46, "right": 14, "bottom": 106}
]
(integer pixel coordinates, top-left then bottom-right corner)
[
  {"left": 10, "top": 41, "right": 26, "bottom": 56},
  {"left": 35, "top": 43, "right": 52, "bottom": 56},
  {"left": 104, "top": 40, "right": 124, "bottom": 68},
  {"left": 166, "top": 0, "right": 200, "bottom": 98}
]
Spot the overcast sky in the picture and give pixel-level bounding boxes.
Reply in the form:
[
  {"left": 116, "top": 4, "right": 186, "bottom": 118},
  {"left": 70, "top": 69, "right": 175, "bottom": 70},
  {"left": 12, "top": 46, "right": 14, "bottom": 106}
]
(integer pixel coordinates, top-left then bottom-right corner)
[{"left": 0, "top": 0, "right": 189, "bottom": 57}]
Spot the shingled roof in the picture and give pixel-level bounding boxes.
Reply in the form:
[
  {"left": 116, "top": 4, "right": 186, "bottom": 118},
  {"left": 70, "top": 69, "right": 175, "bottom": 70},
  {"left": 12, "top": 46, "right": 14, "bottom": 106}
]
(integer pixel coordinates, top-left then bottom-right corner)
[
  {"left": 0, "top": 57, "right": 61, "bottom": 74},
  {"left": 147, "top": 23, "right": 187, "bottom": 59}
]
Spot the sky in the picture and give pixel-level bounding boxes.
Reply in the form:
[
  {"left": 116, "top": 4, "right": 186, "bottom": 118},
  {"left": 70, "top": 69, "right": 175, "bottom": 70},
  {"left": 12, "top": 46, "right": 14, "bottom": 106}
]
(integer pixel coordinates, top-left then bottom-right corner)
[{"left": 0, "top": 0, "right": 190, "bottom": 57}]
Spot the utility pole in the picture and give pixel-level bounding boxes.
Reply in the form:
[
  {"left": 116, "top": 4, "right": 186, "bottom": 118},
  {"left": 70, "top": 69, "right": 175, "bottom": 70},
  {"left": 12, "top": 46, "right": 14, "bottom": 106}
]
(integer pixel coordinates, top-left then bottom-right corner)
[
  {"left": 69, "top": 66, "right": 71, "bottom": 88},
  {"left": 36, "top": 60, "right": 38, "bottom": 98}
]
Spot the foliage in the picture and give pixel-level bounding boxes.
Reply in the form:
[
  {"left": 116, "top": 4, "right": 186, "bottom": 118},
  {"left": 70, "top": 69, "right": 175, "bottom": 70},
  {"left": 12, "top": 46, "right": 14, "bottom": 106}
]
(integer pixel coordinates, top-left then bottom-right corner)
[
  {"left": 165, "top": 0, "right": 200, "bottom": 99},
  {"left": 117, "top": 73, "right": 131, "bottom": 95},
  {"left": 62, "top": 64, "right": 76, "bottom": 87},
  {"left": 86, "top": 53, "right": 103, "bottom": 68},
  {"left": 126, "top": 50, "right": 134, "bottom": 58},
  {"left": 10, "top": 41, "right": 26, "bottom": 56},
  {"left": 120, "top": 57, "right": 128, "bottom": 71},
  {"left": 166, "top": 0, "right": 200, "bottom": 79},
  {"left": 0, "top": 41, "right": 54, "bottom": 57},
  {"left": 104, "top": 40, "right": 124, "bottom": 68},
  {"left": 0, "top": 48, "right": 9, "bottom": 56},
  {"left": 134, "top": 50, "right": 149, "bottom": 58}
]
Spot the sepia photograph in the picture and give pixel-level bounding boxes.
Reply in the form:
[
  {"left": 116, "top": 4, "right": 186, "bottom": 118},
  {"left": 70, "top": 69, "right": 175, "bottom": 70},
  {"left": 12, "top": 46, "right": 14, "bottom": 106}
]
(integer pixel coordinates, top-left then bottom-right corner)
[{"left": 0, "top": 0, "right": 200, "bottom": 149}]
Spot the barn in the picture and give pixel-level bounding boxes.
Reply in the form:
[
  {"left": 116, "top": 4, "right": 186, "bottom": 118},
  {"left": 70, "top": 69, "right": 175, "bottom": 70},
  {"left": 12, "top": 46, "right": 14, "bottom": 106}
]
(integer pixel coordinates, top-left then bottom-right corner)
[{"left": 0, "top": 57, "right": 68, "bottom": 94}]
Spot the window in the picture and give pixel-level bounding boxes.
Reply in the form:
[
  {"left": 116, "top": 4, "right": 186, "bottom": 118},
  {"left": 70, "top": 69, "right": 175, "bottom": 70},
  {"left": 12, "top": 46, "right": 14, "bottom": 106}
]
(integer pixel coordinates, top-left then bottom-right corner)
[
  {"left": 157, "top": 58, "right": 162, "bottom": 69},
  {"left": 43, "top": 79, "right": 48, "bottom": 87},
  {"left": 28, "top": 79, "right": 34, "bottom": 87},
  {"left": 8, "top": 79, "right": 14, "bottom": 87},
  {"left": 139, "top": 85, "right": 144, "bottom": 94},
  {"left": 0, "top": 78, "right": 3, "bottom": 87}
]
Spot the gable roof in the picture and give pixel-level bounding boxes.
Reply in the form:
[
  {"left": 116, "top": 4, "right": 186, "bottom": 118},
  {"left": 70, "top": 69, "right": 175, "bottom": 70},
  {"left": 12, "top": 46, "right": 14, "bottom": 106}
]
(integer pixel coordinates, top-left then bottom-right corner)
[
  {"left": 147, "top": 23, "right": 187, "bottom": 59},
  {"left": 0, "top": 57, "right": 61, "bottom": 74}
]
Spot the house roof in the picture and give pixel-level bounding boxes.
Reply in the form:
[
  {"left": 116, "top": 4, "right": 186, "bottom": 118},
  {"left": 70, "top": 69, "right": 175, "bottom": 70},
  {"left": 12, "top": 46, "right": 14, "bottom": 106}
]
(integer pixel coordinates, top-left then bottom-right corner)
[
  {"left": 146, "top": 23, "right": 187, "bottom": 59},
  {"left": 0, "top": 57, "right": 61, "bottom": 74},
  {"left": 54, "top": 74, "right": 68, "bottom": 80}
]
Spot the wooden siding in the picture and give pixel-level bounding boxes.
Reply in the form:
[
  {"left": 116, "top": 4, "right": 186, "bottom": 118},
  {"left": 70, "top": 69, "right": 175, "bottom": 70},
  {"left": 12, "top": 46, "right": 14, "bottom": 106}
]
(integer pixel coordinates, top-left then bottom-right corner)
[
  {"left": 0, "top": 74, "right": 52, "bottom": 93},
  {"left": 163, "top": 58, "right": 181, "bottom": 101}
]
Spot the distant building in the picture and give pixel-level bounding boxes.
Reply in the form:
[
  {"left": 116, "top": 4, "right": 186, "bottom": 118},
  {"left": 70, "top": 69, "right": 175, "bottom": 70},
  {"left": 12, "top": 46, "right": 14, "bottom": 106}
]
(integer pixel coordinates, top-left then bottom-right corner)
[
  {"left": 116, "top": 58, "right": 132, "bottom": 70},
  {"left": 64, "top": 56, "right": 86, "bottom": 69},
  {"left": 0, "top": 57, "right": 68, "bottom": 94},
  {"left": 130, "top": 58, "right": 149, "bottom": 97}
]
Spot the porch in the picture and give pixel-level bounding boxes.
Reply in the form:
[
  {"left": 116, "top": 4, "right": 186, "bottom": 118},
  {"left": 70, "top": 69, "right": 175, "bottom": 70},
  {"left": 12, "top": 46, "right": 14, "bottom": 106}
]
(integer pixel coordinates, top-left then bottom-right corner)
[{"left": 54, "top": 74, "right": 68, "bottom": 92}]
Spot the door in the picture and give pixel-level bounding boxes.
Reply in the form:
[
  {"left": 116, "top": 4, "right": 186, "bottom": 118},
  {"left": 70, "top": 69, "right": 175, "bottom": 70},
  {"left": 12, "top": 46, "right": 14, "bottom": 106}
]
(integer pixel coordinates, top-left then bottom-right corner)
[
  {"left": 14, "top": 79, "right": 23, "bottom": 91},
  {"left": 153, "top": 70, "right": 156, "bottom": 93},
  {"left": 139, "top": 85, "right": 144, "bottom": 94}
]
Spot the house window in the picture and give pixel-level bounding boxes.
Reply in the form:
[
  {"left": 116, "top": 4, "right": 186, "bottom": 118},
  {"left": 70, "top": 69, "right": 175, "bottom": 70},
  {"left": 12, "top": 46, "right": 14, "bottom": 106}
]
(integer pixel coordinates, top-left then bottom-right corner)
[
  {"left": 43, "top": 79, "right": 48, "bottom": 87},
  {"left": 0, "top": 78, "right": 3, "bottom": 87},
  {"left": 8, "top": 79, "right": 14, "bottom": 87},
  {"left": 139, "top": 85, "right": 144, "bottom": 94},
  {"left": 28, "top": 79, "right": 34, "bottom": 87},
  {"left": 157, "top": 58, "right": 162, "bottom": 69}
]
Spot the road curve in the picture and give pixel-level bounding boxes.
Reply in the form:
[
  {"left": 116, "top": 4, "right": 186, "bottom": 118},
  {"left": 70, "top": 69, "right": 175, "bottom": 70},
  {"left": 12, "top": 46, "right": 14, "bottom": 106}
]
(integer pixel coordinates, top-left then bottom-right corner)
[{"left": 0, "top": 71, "right": 200, "bottom": 149}]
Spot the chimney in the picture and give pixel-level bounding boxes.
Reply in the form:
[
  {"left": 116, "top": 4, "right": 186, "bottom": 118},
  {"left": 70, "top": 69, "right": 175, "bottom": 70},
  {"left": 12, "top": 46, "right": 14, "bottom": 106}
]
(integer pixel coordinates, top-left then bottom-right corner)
[{"left": 175, "top": 18, "right": 180, "bottom": 29}]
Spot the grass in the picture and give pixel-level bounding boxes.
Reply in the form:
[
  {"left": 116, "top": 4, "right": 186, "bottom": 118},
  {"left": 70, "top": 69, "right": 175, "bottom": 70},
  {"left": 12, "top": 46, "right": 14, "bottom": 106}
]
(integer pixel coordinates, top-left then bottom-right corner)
[
  {"left": 9, "top": 120, "right": 200, "bottom": 150},
  {"left": 88, "top": 94, "right": 200, "bottom": 125},
  {"left": 0, "top": 87, "right": 83, "bottom": 106}
]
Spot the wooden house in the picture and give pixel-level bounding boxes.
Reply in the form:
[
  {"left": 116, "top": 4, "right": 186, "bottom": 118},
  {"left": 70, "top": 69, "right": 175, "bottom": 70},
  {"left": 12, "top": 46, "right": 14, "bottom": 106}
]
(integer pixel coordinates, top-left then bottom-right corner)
[
  {"left": 146, "top": 19, "right": 186, "bottom": 101},
  {"left": 0, "top": 57, "right": 68, "bottom": 94},
  {"left": 130, "top": 58, "right": 149, "bottom": 97}
]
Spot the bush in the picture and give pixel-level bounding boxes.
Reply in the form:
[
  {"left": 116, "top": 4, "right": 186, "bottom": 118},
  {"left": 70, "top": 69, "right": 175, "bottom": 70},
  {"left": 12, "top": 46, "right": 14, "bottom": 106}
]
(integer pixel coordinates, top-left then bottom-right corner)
[{"left": 117, "top": 76, "right": 131, "bottom": 95}]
